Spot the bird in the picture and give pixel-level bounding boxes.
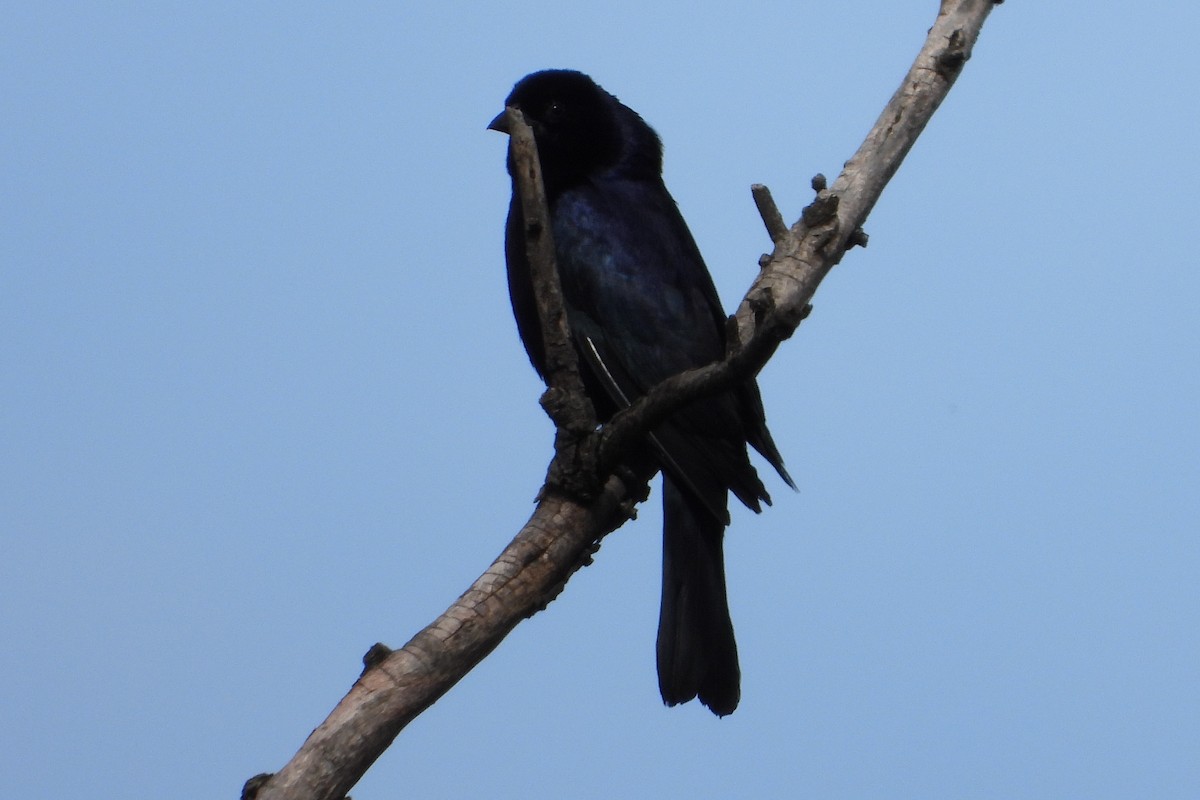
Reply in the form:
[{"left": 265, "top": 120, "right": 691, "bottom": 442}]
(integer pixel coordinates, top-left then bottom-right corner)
[{"left": 490, "top": 69, "right": 793, "bottom": 716}]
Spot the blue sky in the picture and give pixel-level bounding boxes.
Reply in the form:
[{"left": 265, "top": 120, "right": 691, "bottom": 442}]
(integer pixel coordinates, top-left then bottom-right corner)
[{"left": 3, "top": 3, "right": 1198, "bottom": 798}]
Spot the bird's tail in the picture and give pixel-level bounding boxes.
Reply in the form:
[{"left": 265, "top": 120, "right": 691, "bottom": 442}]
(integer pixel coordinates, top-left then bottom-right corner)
[{"left": 656, "top": 477, "right": 740, "bottom": 716}]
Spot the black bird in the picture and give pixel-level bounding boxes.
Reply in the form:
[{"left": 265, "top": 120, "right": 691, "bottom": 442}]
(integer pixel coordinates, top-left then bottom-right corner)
[{"left": 490, "top": 69, "right": 793, "bottom": 716}]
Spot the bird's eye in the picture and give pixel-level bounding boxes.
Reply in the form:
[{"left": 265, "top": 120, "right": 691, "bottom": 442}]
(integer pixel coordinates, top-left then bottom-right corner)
[{"left": 544, "top": 100, "right": 565, "bottom": 122}]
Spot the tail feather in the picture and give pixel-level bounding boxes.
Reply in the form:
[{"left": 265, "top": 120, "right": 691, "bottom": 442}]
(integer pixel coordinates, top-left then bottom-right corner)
[{"left": 656, "top": 477, "right": 740, "bottom": 716}]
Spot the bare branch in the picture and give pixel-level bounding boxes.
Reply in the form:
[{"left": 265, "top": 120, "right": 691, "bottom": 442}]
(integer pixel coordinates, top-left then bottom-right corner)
[
  {"left": 248, "top": 477, "right": 640, "bottom": 800},
  {"left": 503, "top": 107, "right": 605, "bottom": 500},
  {"left": 248, "top": 3, "right": 1000, "bottom": 797},
  {"left": 600, "top": 0, "right": 995, "bottom": 463},
  {"left": 504, "top": 107, "right": 597, "bottom": 440}
]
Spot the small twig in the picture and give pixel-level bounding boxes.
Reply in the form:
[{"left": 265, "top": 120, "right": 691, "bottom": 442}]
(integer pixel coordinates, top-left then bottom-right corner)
[{"left": 751, "top": 184, "right": 789, "bottom": 244}]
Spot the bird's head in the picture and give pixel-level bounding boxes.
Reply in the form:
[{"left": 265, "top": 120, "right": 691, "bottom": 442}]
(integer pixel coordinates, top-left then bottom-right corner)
[{"left": 489, "top": 69, "right": 625, "bottom": 189}]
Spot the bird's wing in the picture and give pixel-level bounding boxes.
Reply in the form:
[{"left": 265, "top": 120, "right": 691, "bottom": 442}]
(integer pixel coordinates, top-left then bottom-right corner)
[{"left": 552, "top": 178, "right": 772, "bottom": 513}]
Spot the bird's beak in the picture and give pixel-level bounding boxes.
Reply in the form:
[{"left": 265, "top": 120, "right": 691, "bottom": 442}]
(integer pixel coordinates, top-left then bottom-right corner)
[{"left": 487, "top": 110, "right": 510, "bottom": 134}]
